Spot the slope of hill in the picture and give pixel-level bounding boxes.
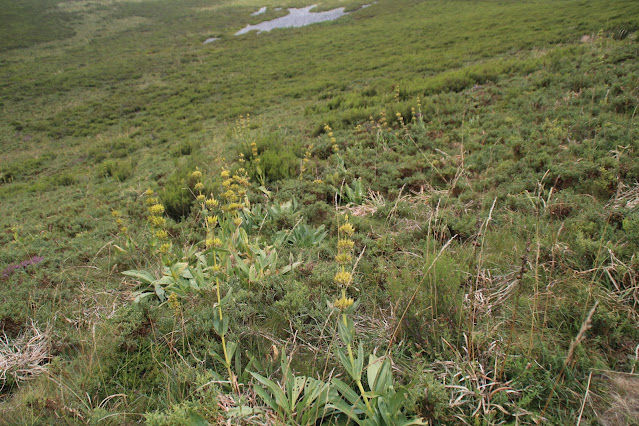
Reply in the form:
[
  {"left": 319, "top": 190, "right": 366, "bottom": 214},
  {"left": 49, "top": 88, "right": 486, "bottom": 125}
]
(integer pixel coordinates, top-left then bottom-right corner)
[{"left": 1, "top": 0, "right": 638, "bottom": 423}]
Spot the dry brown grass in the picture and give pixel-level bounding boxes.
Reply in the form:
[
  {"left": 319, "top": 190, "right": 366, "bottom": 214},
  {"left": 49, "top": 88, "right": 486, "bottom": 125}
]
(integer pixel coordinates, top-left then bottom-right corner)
[
  {"left": 610, "top": 182, "right": 639, "bottom": 210},
  {"left": 590, "top": 371, "right": 639, "bottom": 426},
  {"left": 0, "top": 322, "right": 51, "bottom": 389}
]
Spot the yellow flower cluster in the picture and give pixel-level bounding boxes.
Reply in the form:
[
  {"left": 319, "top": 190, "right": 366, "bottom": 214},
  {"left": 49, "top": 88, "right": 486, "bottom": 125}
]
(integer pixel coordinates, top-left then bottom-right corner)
[
  {"left": 250, "top": 141, "right": 260, "bottom": 163},
  {"left": 335, "top": 252, "right": 353, "bottom": 265},
  {"left": 334, "top": 294, "right": 355, "bottom": 311},
  {"left": 300, "top": 143, "right": 314, "bottom": 179},
  {"left": 144, "top": 189, "right": 170, "bottom": 255},
  {"left": 111, "top": 210, "right": 128, "bottom": 235},
  {"left": 220, "top": 168, "right": 250, "bottom": 215},
  {"left": 378, "top": 110, "right": 388, "bottom": 130},
  {"left": 148, "top": 204, "right": 165, "bottom": 215},
  {"left": 338, "top": 222, "right": 355, "bottom": 236},
  {"left": 191, "top": 169, "right": 202, "bottom": 180},
  {"left": 334, "top": 270, "right": 352, "bottom": 286},
  {"left": 324, "top": 124, "right": 339, "bottom": 153},
  {"left": 168, "top": 292, "right": 180, "bottom": 315},
  {"left": 190, "top": 169, "right": 223, "bottom": 251},
  {"left": 237, "top": 113, "right": 251, "bottom": 130}
]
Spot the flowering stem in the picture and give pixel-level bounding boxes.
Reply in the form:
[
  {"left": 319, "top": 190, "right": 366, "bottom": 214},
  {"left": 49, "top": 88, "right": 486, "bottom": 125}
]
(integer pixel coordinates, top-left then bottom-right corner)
[
  {"left": 215, "top": 266, "right": 236, "bottom": 393},
  {"left": 344, "top": 314, "right": 373, "bottom": 415}
]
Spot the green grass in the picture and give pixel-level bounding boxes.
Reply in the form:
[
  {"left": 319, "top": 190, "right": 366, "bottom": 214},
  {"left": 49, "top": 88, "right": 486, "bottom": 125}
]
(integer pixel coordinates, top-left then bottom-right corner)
[{"left": 1, "top": 0, "right": 638, "bottom": 423}]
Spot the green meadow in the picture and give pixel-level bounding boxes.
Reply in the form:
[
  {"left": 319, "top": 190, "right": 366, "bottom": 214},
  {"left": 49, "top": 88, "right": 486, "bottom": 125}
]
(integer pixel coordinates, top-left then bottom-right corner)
[{"left": 1, "top": 0, "right": 638, "bottom": 423}]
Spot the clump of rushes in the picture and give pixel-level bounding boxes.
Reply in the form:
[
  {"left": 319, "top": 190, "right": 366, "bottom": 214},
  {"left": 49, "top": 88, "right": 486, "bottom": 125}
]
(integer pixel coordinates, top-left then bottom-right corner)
[{"left": 143, "top": 188, "right": 171, "bottom": 258}]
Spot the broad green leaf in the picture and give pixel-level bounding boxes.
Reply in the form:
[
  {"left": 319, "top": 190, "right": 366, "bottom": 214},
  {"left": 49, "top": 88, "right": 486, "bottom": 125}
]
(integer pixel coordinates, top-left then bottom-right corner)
[
  {"left": 253, "top": 384, "right": 278, "bottom": 413},
  {"left": 250, "top": 372, "right": 289, "bottom": 414},
  {"left": 336, "top": 348, "right": 353, "bottom": 378},
  {"left": 122, "top": 270, "right": 155, "bottom": 284},
  {"left": 331, "top": 378, "right": 363, "bottom": 407}
]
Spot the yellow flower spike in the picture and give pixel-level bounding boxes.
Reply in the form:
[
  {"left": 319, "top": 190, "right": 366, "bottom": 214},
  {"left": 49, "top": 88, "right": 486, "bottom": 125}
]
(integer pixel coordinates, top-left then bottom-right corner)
[
  {"left": 332, "top": 144, "right": 339, "bottom": 153},
  {"left": 205, "top": 237, "right": 214, "bottom": 247},
  {"left": 111, "top": 210, "right": 121, "bottom": 217},
  {"left": 145, "top": 197, "right": 159, "bottom": 205},
  {"left": 159, "top": 243, "right": 171, "bottom": 254},
  {"left": 207, "top": 215, "right": 218, "bottom": 226},
  {"left": 191, "top": 169, "right": 202, "bottom": 180},
  {"left": 148, "top": 204, "right": 165, "bottom": 215},
  {"left": 168, "top": 293, "right": 180, "bottom": 312},
  {"left": 205, "top": 198, "right": 219, "bottom": 209},
  {"left": 233, "top": 217, "right": 243, "bottom": 227},
  {"left": 119, "top": 226, "right": 128, "bottom": 234},
  {"left": 144, "top": 188, "right": 154, "bottom": 196},
  {"left": 220, "top": 170, "right": 230, "bottom": 179},
  {"left": 196, "top": 194, "right": 206, "bottom": 202},
  {"left": 194, "top": 182, "right": 205, "bottom": 191},
  {"left": 155, "top": 229, "right": 168, "bottom": 239},
  {"left": 334, "top": 271, "right": 352, "bottom": 286},
  {"left": 115, "top": 218, "right": 123, "bottom": 225}
]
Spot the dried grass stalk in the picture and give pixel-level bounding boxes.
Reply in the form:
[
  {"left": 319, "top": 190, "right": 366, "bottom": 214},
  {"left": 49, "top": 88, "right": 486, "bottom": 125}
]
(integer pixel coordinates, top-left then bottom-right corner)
[{"left": 0, "top": 321, "right": 51, "bottom": 388}]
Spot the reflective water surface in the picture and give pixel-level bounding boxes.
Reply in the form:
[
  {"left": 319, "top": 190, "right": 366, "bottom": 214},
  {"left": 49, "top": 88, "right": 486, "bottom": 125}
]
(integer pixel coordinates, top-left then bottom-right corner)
[{"left": 235, "top": 5, "right": 349, "bottom": 35}]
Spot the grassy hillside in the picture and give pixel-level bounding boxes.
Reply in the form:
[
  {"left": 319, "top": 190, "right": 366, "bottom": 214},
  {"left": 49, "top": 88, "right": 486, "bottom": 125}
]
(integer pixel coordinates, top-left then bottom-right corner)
[{"left": 1, "top": 0, "right": 638, "bottom": 423}]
